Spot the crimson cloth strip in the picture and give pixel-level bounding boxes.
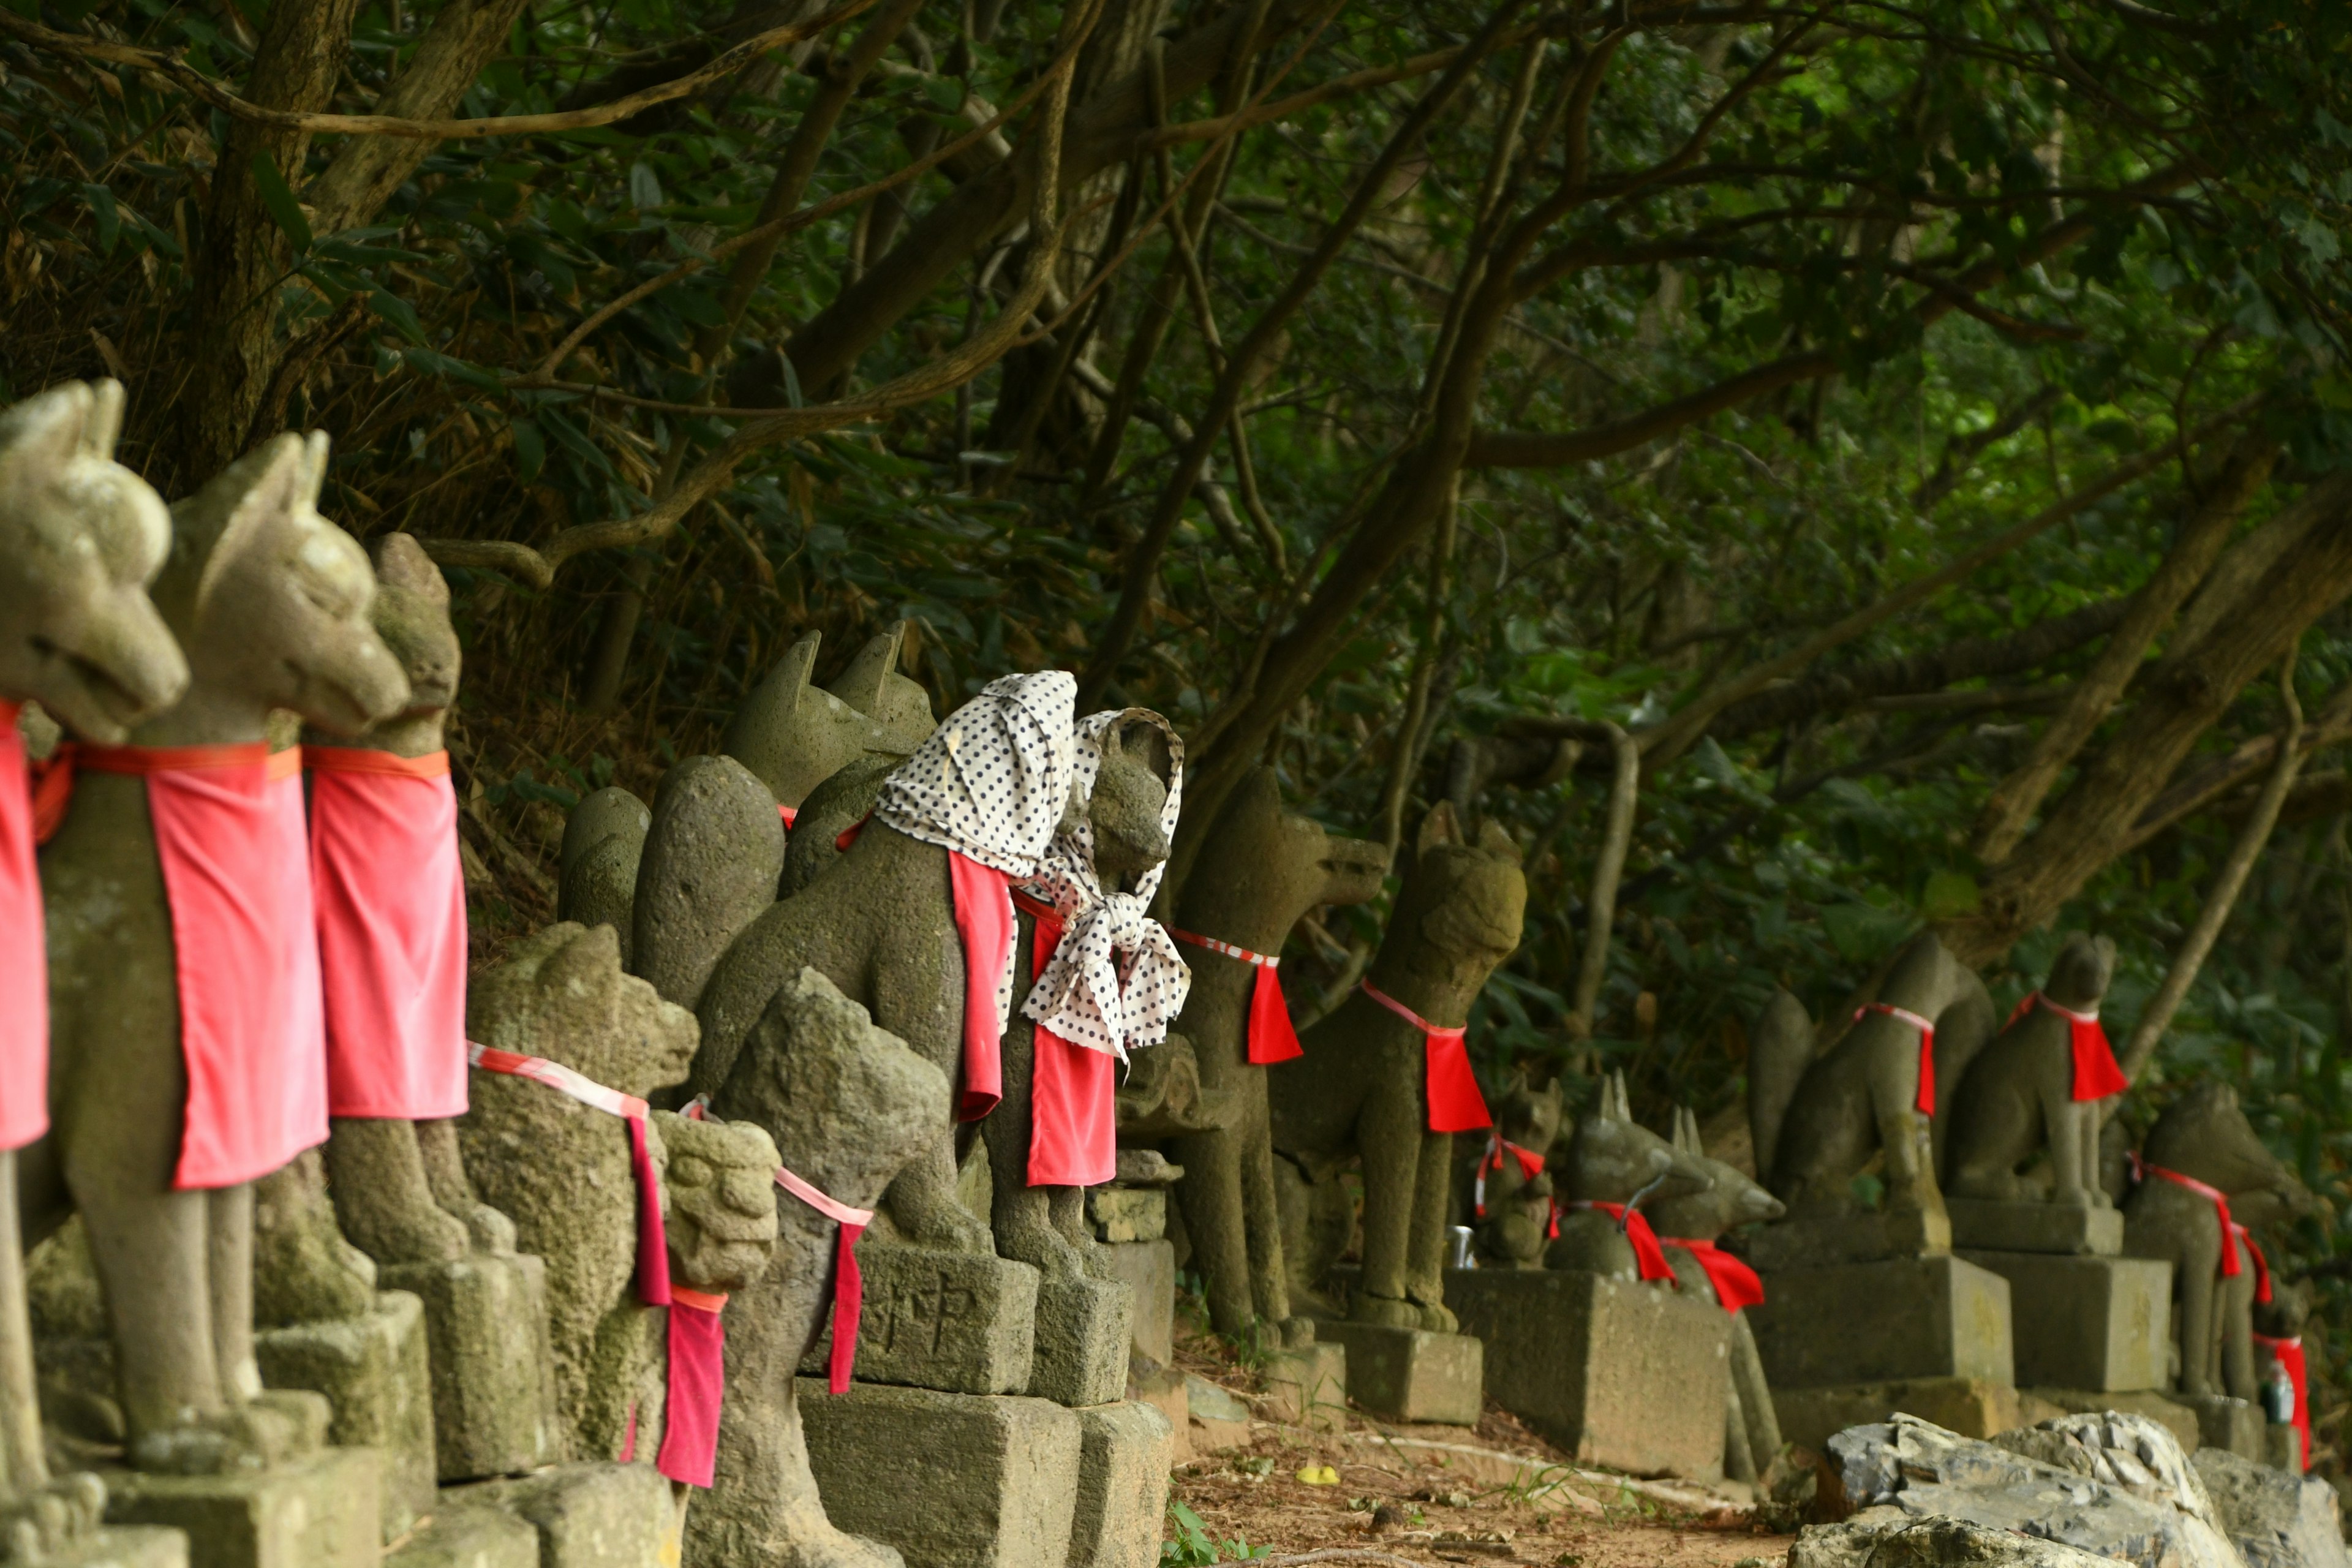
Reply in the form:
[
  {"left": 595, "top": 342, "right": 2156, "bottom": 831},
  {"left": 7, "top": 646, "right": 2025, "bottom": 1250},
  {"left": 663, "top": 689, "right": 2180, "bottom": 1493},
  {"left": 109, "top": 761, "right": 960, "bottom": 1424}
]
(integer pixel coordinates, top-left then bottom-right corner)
[
  {"left": 2232, "top": 1222, "right": 2272, "bottom": 1303},
  {"left": 1012, "top": 889, "right": 1117, "bottom": 1186},
  {"left": 1564, "top": 1200, "right": 1676, "bottom": 1283},
  {"left": 2135, "top": 1157, "right": 2244, "bottom": 1279},
  {"left": 656, "top": 1287, "right": 728, "bottom": 1488},
  {"left": 2003, "top": 991, "right": 2128, "bottom": 1102},
  {"left": 1856, "top": 1003, "right": 1938, "bottom": 1115},
  {"left": 1169, "top": 927, "right": 1301, "bottom": 1065},
  {"left": 1662, "top": 1236, "right": 1766, "bottom": 1314},
  {"left": 778, "top": 804, "right": 798, "bottom": 829},
  {"left": 776, "top": 1164, "right": 874, "bottom": 1395},
  {"left": 2254, "top": 1333, "right": 2311, "bottom": 1469},
  {"left": 302, "top": 746, "right": 451, "bottom": 779},
  {"left": 1473, "top": 1136, "right": 1556, "bottom": 1237},
  {"left": 1360, "top": 981, "right": 1490, "bottom": 1133}
]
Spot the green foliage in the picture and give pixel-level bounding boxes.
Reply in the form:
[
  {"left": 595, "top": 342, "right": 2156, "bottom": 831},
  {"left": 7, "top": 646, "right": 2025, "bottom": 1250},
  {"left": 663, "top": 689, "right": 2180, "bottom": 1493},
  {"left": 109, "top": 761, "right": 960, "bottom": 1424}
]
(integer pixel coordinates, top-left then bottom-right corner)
[{"left": 1161, "top": 1501, "right": 1267, "bottom": 1566}]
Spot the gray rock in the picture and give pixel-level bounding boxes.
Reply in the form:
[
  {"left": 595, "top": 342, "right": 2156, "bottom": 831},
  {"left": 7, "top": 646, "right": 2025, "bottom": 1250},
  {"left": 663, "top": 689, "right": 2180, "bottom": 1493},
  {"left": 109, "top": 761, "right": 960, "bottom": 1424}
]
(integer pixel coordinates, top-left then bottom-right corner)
[
  {"left": 1833, "top": 1412, "right": 2245, "bottom": 1568},
  {"left": 102, "top": 1446, "right": 382, "bottom": 1568},
  {"left": 377, "top": 1253, "right": 560, "bottom": 1482},
  {"left": 252, "top": 1289, "right": 436, "bottom": 1544},
  {"left": 631, "top": 755, "right": 786, "bottom": 1011},
  {"left": 2193, "top": 1447, "right": 2350, "bottom": 1568},
  {"left": 448, "top": 1462, "right": 674, "bottom": 1567},
  {"left": 1030, "top": 1276, "right": 1133, "bottom": 1409},
  {"left": 798, "top": 1242, "right": 1038, "bottom": 1396},
  {"left": 1792, "top": 1511, "right": 2122, "bottom": 1568},
  {"left": 1183, "top": 1376, "right": 1251, "bottom": 1425},
  {"left": 559, "top": 786, "right": 650, "bottom": 966},
  {"left": 1069, "top": 1402, "right": 1173, "bottom": 1568},
  {"left": 385, "top": 1499, "right": 538, "bottom": 1567}
]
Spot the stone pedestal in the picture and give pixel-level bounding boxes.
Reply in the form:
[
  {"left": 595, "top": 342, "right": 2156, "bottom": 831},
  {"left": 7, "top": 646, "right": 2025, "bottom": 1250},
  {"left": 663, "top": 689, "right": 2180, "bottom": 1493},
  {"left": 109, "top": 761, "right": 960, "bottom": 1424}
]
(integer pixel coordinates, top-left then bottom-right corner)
[
  {"left": 1099, "top": 1240, "right": 1174, "bottom": 1369},
  {"left": 801, "top": 1379, "right": 1082, "bottom": 1568},
  {"left": 102, "top": 1447, "right": 382, "bottom": 1568},
  {"left": 1958, "top": 1252, "right": 2169, "bottom": 1392},
  {"left": 801, "top": 1242, "right": 1038, "bottom": 1395},
  {"left": 1315, "top": 1322, "right": 1482, "bottom": 1427},
  {"left": 1070, "top": 1403, "right": 1174, "bottom": 1568},
  {"left": 1744, "top": 1209, "right": 1949, "bottom": 1270},
  {"left": 37, "top": 1530, "right": 189, "bottom": 1567},
  {"left": 2174, "top": 1393, "right": 2266, "bottom": 1462},
  {"left": 1947, "top": 1199, "right": 2123, "bottom": 1256},
  {"left": 1260, "top": 1343, "right": 1346, "bottom": 1432},
  {"left": 254, "top": 1291, "right": 435, "bottom": 1544},
  {"left": 1031, "top": 1276, "right": 1131, "bottom": 1408},
  {"left": 1446, "top": 1268, "right": 1727, "bottom": 1479},
  {"left": 384, "top": 1499, "right": 538, "bottom": 1568},
  {"left": 444, "top": 1463, "right": 676, "bottom": 1568},
  {"left": 1126, "top": 1363, "right": 1188, "bottom": 1461},
  {"left": 378, "top": 1254, "right": 558, "bottom": 1482},
  {"left": 1749, "top": 1254, "right": 2012, "bottom": 1389},
  {"left": 2265, "top": 1424, "right": 2302, "bottom": 1472}
]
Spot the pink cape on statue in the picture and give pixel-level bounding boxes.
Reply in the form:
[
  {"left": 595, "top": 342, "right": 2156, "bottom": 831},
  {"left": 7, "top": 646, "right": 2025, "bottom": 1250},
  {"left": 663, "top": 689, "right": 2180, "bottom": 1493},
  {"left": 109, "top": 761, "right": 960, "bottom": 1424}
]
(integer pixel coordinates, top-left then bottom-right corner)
[{"left": 0, "top": 702, "right": 46, "bottom": 1150}]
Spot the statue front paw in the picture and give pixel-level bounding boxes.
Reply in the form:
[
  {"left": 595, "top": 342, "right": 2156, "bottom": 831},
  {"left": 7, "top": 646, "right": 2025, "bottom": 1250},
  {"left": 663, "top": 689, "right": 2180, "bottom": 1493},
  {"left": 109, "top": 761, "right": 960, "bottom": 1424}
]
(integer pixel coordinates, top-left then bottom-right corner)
[{"left": 1348, "top": 1292, "right": 1422, "bottom": 1330}]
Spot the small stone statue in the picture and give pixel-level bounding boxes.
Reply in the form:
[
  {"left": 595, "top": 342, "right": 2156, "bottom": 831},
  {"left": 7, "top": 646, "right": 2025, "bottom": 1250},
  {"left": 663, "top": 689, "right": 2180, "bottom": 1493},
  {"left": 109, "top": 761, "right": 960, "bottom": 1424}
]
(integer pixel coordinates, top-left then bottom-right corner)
[
  {"left": 559, "top": 786, "right": 652, "bottom": 964},
  {"left": 34, "top": 432, "right": 409, "bottom": 1472},
  {"left": 0, "top": 379, "right": 187, "bottom": 1553},
  {"left": 720, "top": 625, "right": 937, "bottom": 813},
  {"left": 459, "top": 922, "right": 780, "bottom": 1464},
  {"left": 687, "top": 968, "right": 951, "bottom": 1568},
  {"left": 1163, "top": 766, "right": 1388, "bottom": 1340},
  {"left": 1270, "top": 805, "right": 1525, "bottom": 1332},
  {"left": 1465, "top": 1071, "right": 1564, "bottom": 1270},
  {"left": 1943, "top": 933, "right": 2125, "bottom": 1207},
  {"left": 632, "top": 754, "right": 787, "bottom": 1012},
  {"left": 2122, "top": 1082, "right": 2318, "bottom": 1400},
  {"left": 1649, "top": 1106, "right": 1785, "bottom": 1483},
  {"left": 1544, "top": 1073, "right": 1711, "bottom": 1280},
  {"left": 1748, "top": 932, "right": 1990, "bottom": 1237}
]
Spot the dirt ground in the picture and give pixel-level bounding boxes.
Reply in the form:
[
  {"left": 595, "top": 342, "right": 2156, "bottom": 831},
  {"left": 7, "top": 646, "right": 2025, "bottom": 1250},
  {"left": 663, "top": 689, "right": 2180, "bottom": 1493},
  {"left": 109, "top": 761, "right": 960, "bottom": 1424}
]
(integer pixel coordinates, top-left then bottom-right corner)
[{"left": 1167, "top": 1363, "right": 1800, "bottom": 1567}]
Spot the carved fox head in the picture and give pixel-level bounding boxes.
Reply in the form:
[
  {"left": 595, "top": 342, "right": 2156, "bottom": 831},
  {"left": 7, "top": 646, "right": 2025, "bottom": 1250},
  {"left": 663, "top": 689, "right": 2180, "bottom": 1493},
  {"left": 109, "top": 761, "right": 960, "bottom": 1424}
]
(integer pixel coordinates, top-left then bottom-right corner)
[
  {"left": 1371, "top": 804, "right": 1526, "bottom": 995},
  {"left": 1173, "top": 765, "right": 1389, "bottom": 944}
]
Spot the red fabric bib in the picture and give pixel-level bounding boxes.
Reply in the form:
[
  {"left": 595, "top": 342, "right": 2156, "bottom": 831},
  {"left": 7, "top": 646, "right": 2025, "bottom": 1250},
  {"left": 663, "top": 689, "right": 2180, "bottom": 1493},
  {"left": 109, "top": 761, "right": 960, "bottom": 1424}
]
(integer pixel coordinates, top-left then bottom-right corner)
[
  {"left": 1858, "top": 1003, "right": 1937, "bottom": 1115},
  {"left": 657, "top": 1286, "right": 727, "bottom": 1488},
  {"left": 2138, "top": 1159, "right": 2244, "bottom": 1278},
  {"left": 1016, "top": 892, "right": 1117, "bottom": 1188},
  {"left": 309, "top": 748, "right": 468, "bottom": 1121},
  {"left": 1567, "top": 1200, "right": 1676, "bottom": 1283},
  {"left": 778, "top": 804, "right": 797, "bottom": 830},
  {"left": 776, "top": 1163, "right": 872, "bottom": 1395},
  {"left": 72, "top": 744, "right": 328, "bottom": 1188},
  {"left": 1360, "top": 981, "right": 1491, "bottom": 1133},
  {"left": 1168, "top": 927, "right": 1302, "bottom": 1065},
  {"left": 2006, "top": 992, "right": 2128, "bottom": 1101},
  {"left": 2254, "top": 1333, "right": 2310, "bottom": 1469},
  {"left": 0, "top": 703, "right": 47, "bottom": 1151},
  {"left": 1664, "top": 1236, "right": 1766, "bottom": 1314}
]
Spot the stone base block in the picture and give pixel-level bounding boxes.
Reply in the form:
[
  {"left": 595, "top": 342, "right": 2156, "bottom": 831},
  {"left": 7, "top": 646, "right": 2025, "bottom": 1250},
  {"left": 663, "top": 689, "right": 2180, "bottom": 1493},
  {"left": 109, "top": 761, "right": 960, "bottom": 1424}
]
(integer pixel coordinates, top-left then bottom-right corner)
[
  {"left": 33, "top": 1530, "right": 189, "bottom": 1567},
  {"left": 802, "top": 1242, "right": 1038, "bottom": 1395},
  {"left": 445, "top": 1462, "right": 675, "bottom": 1568},
  {"left": 385, "top": 1500, "right": 538, "bottom": 1568},
  {"left": 1316, "top": 1322, "right": 1482, "bottom": 1427},
  {"left": 254, "top": 1290, "right": 436, "bottom": 1544},
  {"left": 1749, "top": 1254, "right": 2012, "bottom": 1389},
  {"left": 1948, "top": 1199, "right": 2124, "bottom": 1256},
  {"left": 102, "top": 1446, "right": 381, "bottom": 1568},
  {"left": 1088, "top": 1189, "right": 1165, "bottom": 1245},
  {"left": 1772, "top": 1376, "right": 2030, "bottom": 1452},
  {"left": 2025, "top": 1387, "right": 2204, "bottom": 1452},
  {"left": 1446, "top": 1268, "right": 1727, "bottom": 1479},
  {"left": 1069, "top": 1402, "right": 1174, "bottom": 1568},
  {"left": 801, "top": 1379, "right": 1082, "bottom": 1568},
  {"left": 379, "top": 1254, "right": 558, "bottom": 1482},
  {"left": 2175, "top": 1393, "right": 2266, "bottom": 1462},
  {"left": 2266, "top": 1423, "right": 2303, "bottom": 1472},
  {"left": 1259, "top": 1343, "right": 1346, "bottom": 1432},
  {"left": 1099, "top": 1241, "right": 1174, "bottom": 1369},
  {"left": 1125, "top": 1363, "right": 1188, "bottom": 1461},
  {"left": 1031, "top": 1275, "right": 1132, "bottom": 1408},
  {"left": 1744, "top": 1208, "right": 1950, "bottom": 1270},
  {"left": 1957, "top": 1252, "right": 2168, "bottom": 1392}
]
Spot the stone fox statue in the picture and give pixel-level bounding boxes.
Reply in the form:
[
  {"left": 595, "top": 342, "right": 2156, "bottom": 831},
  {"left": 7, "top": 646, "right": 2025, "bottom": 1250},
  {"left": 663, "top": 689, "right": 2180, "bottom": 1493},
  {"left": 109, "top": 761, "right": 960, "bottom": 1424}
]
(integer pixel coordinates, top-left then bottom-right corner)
[
  {"left": 33, "top": 433, "right": 409, "bottom": 1471},
  {"left": 1747, "top": 932, "right": 1991, "bottom": 1227},
  {"left": 2124, "top": 1081, "right": 2319, "bottom": 1400},
  {"left": 1164, "top": 766, "right": 1388, "bottom": 1338},
  {"left": 1463, "top": 1069, "right": 1565, "bottom": 1270},
  {"left": 1544, "top": 1072, "right": 1711, "bottom": 1279},
  {"left": 1270, "top": 804, "right": 1525, "bottom": 1332},
  {"left": 1943, "top": 933, "right": 2122, "bottom": 1207}
]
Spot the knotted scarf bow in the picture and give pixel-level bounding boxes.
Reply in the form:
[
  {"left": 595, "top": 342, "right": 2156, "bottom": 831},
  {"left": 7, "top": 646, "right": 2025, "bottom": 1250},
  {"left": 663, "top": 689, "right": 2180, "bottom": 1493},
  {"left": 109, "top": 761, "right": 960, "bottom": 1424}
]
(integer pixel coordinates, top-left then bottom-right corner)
[
  {"left": 2005, "top": 991, "right": 2129, "bottom": 1102},
  {"left": 1564, "top": 1199, "right": 1676, "bottom": 1284},
  {"left": 1662, "top": 1236, "right": 1766, "bottom": 1314}
]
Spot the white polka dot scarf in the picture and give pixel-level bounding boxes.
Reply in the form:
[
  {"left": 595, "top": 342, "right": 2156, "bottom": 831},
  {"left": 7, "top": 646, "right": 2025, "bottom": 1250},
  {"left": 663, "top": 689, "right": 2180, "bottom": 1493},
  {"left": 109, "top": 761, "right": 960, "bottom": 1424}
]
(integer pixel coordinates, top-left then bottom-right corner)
[
  {"left": 878, "top": 671, "right": 1079, "bottom": 1033},
  {"left": 1020, "top": 708, "right": 1190, "bottom": 1061}
]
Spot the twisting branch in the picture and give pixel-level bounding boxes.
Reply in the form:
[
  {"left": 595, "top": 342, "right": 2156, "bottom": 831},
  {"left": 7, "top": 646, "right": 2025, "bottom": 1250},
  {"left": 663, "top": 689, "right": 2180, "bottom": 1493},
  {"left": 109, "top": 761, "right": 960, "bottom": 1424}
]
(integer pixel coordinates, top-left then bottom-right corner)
[{"left": 1570, "top": 724, "right": 1641, "bottom": 1040}]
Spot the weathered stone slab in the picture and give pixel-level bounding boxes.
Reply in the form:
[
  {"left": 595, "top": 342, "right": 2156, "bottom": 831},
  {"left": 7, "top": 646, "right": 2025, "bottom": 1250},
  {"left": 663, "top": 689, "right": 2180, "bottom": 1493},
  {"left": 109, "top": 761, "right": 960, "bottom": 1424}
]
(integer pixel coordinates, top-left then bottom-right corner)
[
  {"left": 1315, "top": 1322, "right": 1483, "bottom": 1428},
  {"left": 2192, "top": 1446, "right": 2349, "bottom": 1568},
  {"left": 102, "top": 1447, "right": 381, "bottom": 1568},
  {"left": 1958, "top": 1252, "right": 2168, "bottom": 1392},
  {"left": 383, "top": 1500, "right": 538, "bottom": 1568},
  {"left": 35, "top": 1529, "right": 190, "bottom": 1567},
  {"left": 1749, "top": 1254, "right": 2011, "bottom": 1389},
  {"left": 254, "top": 1289, "right": 435, "bottom": 1544},
  {"left": 1949, "top": 1200, "right": 2124, "bottom": 1256},
  {"left": 1744, "top": 1208, "right": 1950, "bottom": 1270},
  {"left": 801, "top": 1242, "right": 1038, "bottom": 1396},
  {"left": 2174, "top": 1393, "right": 2266, "bottom": 1463},
  {"left": 2266, "top": 1425, "right": 2302, "bottom": 1473},
  {"left": 1126, "top": 1363, "right": 1188, "bottom": 1461},
  {"left": 801, "top": 1379, "right": 1081, "bottom": 1568},
  {"left": 1260, "top": 1343, "right": 1346, "bottom": 1433},
  {"left": 1031, "top": 1276, "right": 1131, "bottom": 1408},
  {"left": 378, "top": 1253, "right": 559, "bottom": 1482},
  {"left": 1069, "top": 1402, "right": 1174, "bottom": 1568},
  {"left": 446, "top": 1463, "right": 674, "bottom": 1568},
  {"left": 1099, "top": 1240, "right": 1173, "bottom": 1368},
  {"left": 1792, "top": 1511, "right": 2131, "bottom": 1568},
  {"left": 1446, "top": 1267, "right": 1725, "bottom": 1477},
  {"left": 1088, "top": 1189, "right": 1165, "bottom": 1245},
  {"left": 1774, "top": 1378, "right": 2034, "bottom": 1452},
  {"left": 2025, "top": 1388, "right": 2204, "bottom": 1453}
]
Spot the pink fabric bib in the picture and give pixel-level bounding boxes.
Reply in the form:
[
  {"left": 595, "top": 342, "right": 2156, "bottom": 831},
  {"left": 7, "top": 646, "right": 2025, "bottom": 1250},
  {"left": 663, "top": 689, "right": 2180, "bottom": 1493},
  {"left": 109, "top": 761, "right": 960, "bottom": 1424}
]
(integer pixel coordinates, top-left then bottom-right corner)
[
  {"left": 309, "top": 748, "right": 469, "bottom": 1120},
  {"left": 74, "top": 744, "right": 328, "bottom": 1189},
  {"left": 0, "top": 702, "right": 46, "bottom": 1151}
]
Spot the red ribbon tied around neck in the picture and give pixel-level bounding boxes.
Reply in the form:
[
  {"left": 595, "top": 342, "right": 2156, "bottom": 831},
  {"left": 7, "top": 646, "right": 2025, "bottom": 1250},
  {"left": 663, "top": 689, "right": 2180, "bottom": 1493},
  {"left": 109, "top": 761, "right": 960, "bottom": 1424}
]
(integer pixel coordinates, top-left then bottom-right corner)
[
  {"left": 1857, "top": 1003, "right": 1938, "bottom": 1115},
  {"left": 2003, "top": 991, "right": 2128, "bottom": 1102},
  {"left": 1167, "top": 927, "right": 1302, "bottom": 1064},
  {"left": 1566, "top": 1200, "right": 1676, "bottom": 1284},
  {"left": 2135, "top": 1156, "right": 2245, "bottom": 1280},
  {"left": 775, "top": 1164, "right": 875, "bottom": 1395},
  {"left": 1361, "top": 981, "right": 1491, "bottom": 1133},
  {"left": 1662, "top": 1236, "right": 1766, "bottom": 1314}
]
